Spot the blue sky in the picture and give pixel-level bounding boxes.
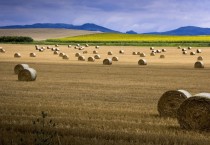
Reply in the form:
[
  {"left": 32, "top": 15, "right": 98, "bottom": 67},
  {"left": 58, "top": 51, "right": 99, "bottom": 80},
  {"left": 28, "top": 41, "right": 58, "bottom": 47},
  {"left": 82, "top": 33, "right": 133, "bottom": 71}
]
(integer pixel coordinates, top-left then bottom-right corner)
[{"left": 1, "top": 0, "right": 210, "bottom": 33}]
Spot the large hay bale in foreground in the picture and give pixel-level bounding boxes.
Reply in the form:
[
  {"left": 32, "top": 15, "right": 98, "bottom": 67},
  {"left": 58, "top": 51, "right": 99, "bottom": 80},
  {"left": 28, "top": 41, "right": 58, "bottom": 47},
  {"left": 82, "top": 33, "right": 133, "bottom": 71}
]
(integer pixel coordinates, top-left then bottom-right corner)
[
  {"left": 138, "top": 59, "right": 147, "bottom": 65},
  {"left": 18, "top": 68, "right": 37, "bottom": 81},
  {"left": 30, "top": 53, "right": 36, "bottom": 57},
  {"left": 14, "top": 53, "right": 21, "bottom": 58},
  {"left": 157, "top": 90, "right": 191, "bottom": 117},
  {"left": 177, "top": 93, "right": 210, "bottom": 131},
  {"left": 194, "top": 61, "right": 204, "bottom": 68},
  {"left": 14, "top": 64, "right": 30, "bottom": 74},
  {"left": 88, "top": 56, "right": 95, "bottom": 62},
  {"left": 103, "top": 58, "right": 112, "bottom": 65},
  {"left": 112, "top": 56, "right": 119, "bottom": 61}
]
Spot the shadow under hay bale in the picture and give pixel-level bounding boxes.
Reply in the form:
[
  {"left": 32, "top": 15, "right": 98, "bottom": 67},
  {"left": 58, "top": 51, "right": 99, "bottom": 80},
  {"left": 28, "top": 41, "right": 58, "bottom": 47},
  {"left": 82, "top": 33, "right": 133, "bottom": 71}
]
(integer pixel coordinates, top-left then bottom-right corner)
[
  {"left": 14, "top": 64, "right": 30, "bottom": 74},
  {"left": 112, "top": 56, "right": 119, "bottom": 61},
  {"left": 138, "top": 59, "right": 147, "bottom": 65},
  {"left": 88, "top": 56, "right": 95, "bottom": 62},
  {"left": 194, "top": 61, "right": 204, "bottom": 68},
  {"left": 18, "top": 68, "right": 37, "bottom": 81},
  {"left": 103, "top": 58, "right": 112, "bottom": 65},
  {"left": 30, "top": 53, "right": 36, "bottom": 57},
  {"left": 14, "top": 53, "right": 21, "bottom": 58},
  {"left": 157, "top": 90, "right": 191, "bottom": 118},
  {"left": 177, "top": 93, "right": 210, "bottom": 131}
]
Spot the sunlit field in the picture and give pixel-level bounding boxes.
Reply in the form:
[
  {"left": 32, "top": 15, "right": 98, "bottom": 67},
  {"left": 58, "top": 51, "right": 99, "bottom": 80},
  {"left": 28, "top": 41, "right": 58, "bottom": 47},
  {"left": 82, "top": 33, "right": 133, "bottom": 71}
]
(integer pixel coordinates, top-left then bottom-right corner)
[
  {"left": 0, "top": 44, "right": 210, "bottom": 145},
  {"left": 48, "top": 33, "right": 210, "bottom": 42}
]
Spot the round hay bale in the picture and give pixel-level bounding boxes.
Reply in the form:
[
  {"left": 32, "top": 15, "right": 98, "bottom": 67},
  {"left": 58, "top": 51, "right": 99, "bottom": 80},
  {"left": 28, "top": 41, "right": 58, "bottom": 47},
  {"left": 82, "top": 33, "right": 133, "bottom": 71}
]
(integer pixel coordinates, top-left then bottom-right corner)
[
  {"left": 78, "top": 55, "right": 85, "bottom": 61},
  {"left": 119, "top": 50, "right": 124, "bottom": 54},
  {"left": 75, "top": 53, "right": 81, "bottom": 57},
  {"left": 194, "top": 61, "right": 204, "bottom": 68},
  {"left": 140, "top": 53, "right": 146, "bottom": 57},
  {"left": 188, "top": 47, "right": 192, "bottom": 50},
  {"left": 14, "top": 53, "right": 21, "bottom": 58},
  {"left": 41, "top": 46, "right": 45, "bottom": 50},
  {"left": 88, "top": 56, "right": 95, "bottom": 62},
  {"left": 150, "top": 47, "right": 154, "bottom": 50},
  {"left": 103, "top": 58, "right": 112, "bottom": 65},
  {"left": 14, "top": 64, "right": 29, "bottom": 74},
  {"left": 59, "top": 53, "right": 65, "bottom": 57},
  {"left": 79, "top": 47, "right": 84, "bottom": 50},
  {"left": 112, "top": 56, "right": 119, "bottom": 61},
  {"left": 63, "top": 54, "right": 69, "bottom": 60},
  {"left": 74, "top": 46, "right": 79, "bottom": 49},
  {"left": 85, "top": 44, "right": 89, "bottom": 47},
  {"left": 18, "top": 68, "right": 37, "bottom": 81},
  {"left": 39, "top": 48, "right": 44, "bottom": 52},
  {"left": 93, "top": 50, "right": 98, "bottom": 54},
  {"left": 196, "top": 49, "right": 202, "bottom": 53},
  {"left": 83, "top": 50, "right": 88, "bottom": 54},
  {"left": 190, "top": 52, "right": 196, "bottom": 55},
  {"left": 183, "top": 51, "right": 187, "bottom": 55},
  {"left": 47, "top": 46, "right": 50, "bottom": 49},
  {"left": 55, "top": 44, "right": 59, "bottom": 47},
  {"left": 151, "top": 50, "right": 157, "bottom": 53},
  {"left": 182, "top": 48, "right": 187, "bottom": 52},
  {"left": 150, "top": 52, "right": 155, "bottom": 56},
  {"left": 177, "top": 93, "right": 210, "bottom": 131},
  {"left": 160, "top": 54, "right": 165, "bottom": 59},
  {"left": 156, "top": 50, "right": 162, "bottom": 53},
  {"left": 54, "top": 51, "right": 59, "bottom": 55},
  {"left": 30, "top": 53, "right": 36, "bottom": 57},
  {"left": 94, "top": 54, "right": 101, "bottom": 59},
  {"left": 95, "top": 46, "right": 100, "bottom": 49},
  {"left": 178, "top": 46, "right": 181, "bottom": 49},
  {"left": 162, "top": 49, "right": 167, "bottom": 52},
  {"left": 138, "top": 59, "right": 147, "bottom": 65},
  {"left": 55, "top": 48, "right": 60, "bottom": 51},
  {"left": 137, "top": 52, "right": 141, "bottom": 55},
  {"left": 157, "top": 90, "right": 192, "bottom": 118},
  {"left": 0, "top": 48, "right": 6, "bottom": 53},
  {"left": 76, "top": 44, "right": 80, "bottom": 47},
  {"left": 35, "top": 45, "right": 39, "bottom": 50},
  {"left": 108, "top": 51, "right": 113, "bottom": 55},
  {"left": 68, "top": 45, "right": 71, "bottom": 48},
  {"left": 132, "top": 52, "right": 137, "bottom": 55},
  {"left": 51, "top": 48, "right": 56, "bottom": 51},
  {"left": 197, "top": 56, "right": 203, "bottom": 61}
]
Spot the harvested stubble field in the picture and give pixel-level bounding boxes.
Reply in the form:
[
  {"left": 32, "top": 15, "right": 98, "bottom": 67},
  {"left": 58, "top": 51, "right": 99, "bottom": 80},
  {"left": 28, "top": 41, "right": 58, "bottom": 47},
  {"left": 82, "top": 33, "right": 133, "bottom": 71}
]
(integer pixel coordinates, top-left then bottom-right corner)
[{"left": 0, "top": 44, "right": 210, "bottom": 145}]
